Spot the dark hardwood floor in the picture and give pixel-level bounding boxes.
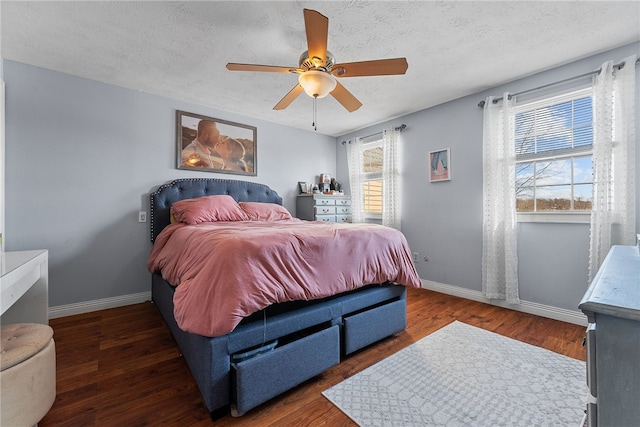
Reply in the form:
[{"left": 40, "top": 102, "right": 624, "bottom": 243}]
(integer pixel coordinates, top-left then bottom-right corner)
[{"left": 40, "top": 287, "right": 586, "bottom": 426}]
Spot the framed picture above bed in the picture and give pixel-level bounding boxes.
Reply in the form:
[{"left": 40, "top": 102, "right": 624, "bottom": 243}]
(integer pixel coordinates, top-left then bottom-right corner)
[
  {"left": 176, "top": 110, "right": 257, "bottom": 176},
  {"left": 429, "top": 148, "right": 451, "bottom": 182}
]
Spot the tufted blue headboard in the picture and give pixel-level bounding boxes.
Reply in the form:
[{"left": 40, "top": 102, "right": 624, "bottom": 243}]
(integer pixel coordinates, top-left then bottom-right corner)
[{"left": 149, "top": 178, "right": 283, "bottom": 241}]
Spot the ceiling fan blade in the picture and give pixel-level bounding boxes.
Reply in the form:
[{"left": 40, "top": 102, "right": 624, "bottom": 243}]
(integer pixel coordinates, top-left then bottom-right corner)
[
  {"left": 273, "top": 84, "right": 304, "bottom": 110},
  {"left": 332, "top": 58, "right": 409, "bottom": 77},
  {"left": 303, "top": 9, "right": 329, "bottom": 68},
  {"left": 226, "top": 63, "right": 301, "bottom": 73},
  {"left": 330, "top": 81, "right": 362, "bottom": 112}
]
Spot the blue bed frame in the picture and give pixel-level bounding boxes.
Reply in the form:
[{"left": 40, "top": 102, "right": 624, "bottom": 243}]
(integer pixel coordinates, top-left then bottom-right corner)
[{"left": 149, "top": 178, "right": 408, "bottom": 418}]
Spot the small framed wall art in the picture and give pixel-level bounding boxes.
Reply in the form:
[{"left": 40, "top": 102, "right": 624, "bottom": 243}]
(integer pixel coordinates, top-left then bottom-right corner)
[
  {"left": 429, "top": 148, "right": 451, "bottom": 182},
  {"left": 176, "top": 110, "right": 257, "bottom": 176}
]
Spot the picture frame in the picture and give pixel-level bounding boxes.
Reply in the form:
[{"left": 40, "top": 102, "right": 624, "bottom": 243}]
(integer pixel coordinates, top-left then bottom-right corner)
[
  {"left": 429, "top": 148, "right": 451, "bottom": 182},
  {"left": 176, "top": 110, "right": 257, "bottom": 176},
  {"left": 298, "top": 181, "right": 309, "bottom": 194}
]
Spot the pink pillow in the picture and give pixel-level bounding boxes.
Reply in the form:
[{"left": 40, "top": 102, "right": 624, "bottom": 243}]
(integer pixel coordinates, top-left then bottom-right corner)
[
  {"left": 239, "top": 202, "right": 293, "bottom": 221},
  {"left": 171, "top": 195, "right": 248, "bottom": 224}
]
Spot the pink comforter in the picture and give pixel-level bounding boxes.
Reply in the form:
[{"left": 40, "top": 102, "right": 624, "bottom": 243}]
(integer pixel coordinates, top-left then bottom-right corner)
[{"left": 147, "top": 219, "right": 421, "bottom": 337}]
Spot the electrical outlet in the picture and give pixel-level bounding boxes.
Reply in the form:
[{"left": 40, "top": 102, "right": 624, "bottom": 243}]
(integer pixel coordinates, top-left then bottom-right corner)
[
  {"left": 138, "top": 211, "right": 147, "bottom": 223},
  {"left": 423, "top": 256, "right": 429, "bottom": 262},
  {"left": 413, "top": 252, "right": 419, "bottom": 262}
]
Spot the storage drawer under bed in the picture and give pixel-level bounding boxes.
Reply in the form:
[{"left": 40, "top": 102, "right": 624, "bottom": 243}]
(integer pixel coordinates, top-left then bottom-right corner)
[
  {"left": 343, "top": 298, "right": 407, "bottom": 355},
  {"left": 230, "top": 324, "right": 340, "bottom": 416}
]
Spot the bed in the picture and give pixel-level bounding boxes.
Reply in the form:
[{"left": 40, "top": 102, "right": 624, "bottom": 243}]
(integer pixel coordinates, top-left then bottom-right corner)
[{"left": 148, "top": 178, "right": 421, "bottom": 418}]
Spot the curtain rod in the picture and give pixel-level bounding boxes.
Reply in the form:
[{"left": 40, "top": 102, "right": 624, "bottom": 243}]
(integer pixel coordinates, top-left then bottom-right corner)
[
  {"left": 477, "top": 57, "right": 639, "bottom": 108},
  {"left": 341, "top": 124, "right": 406, "bottom": 145}
]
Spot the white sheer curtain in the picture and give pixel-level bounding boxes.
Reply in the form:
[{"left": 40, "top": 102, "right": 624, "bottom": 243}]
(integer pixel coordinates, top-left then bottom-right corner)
[
  {"left": 482, "top": 93, "right": 520, "bottom": 304},
  {"left": 382, "top": 128, "right": 402, "bottom": 230},
  {"left": 346, "top": 137, "right": 365, "bottom": 223},
  {"left": 589, "top": 55, "right": 637, "bottom": 282}
]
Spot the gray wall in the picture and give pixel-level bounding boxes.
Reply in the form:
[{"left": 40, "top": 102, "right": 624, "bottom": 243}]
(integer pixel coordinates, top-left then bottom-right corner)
[
  {"left": 5, "top": 42, "right": 639, "bottom": 313},
  {"left": 337, "top": 42, "right": 640, "bottom": 312},
  {"left": 4, "top": 60, "right": 336, "bottom": 307}
]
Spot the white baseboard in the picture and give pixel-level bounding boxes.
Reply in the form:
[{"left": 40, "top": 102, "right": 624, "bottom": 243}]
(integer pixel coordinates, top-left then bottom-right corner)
[
  {"left": 48, "top": 291, "right": 151, "bottom": 319},
  {"left": 47, "top": 282, "right": 587, "bottom": 327},
  {"left": 420, "top": 280, "right": 588, "bottom": 327}
]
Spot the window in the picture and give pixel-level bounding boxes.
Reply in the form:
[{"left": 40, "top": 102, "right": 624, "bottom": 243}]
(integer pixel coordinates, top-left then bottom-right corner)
[
  {"left": 362, "top": 140, "right": 383, "bottom": 218},
  {"left": 347, "top": 128, "right": 402, "bottom": 227},
  {"left": 514, "top": 88, "right": 593, "bottom": 221}
]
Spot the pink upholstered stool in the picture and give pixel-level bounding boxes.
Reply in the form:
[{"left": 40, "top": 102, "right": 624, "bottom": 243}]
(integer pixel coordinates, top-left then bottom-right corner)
[{"left": 1, "top": 323, "right": 56, "bottom": 426}]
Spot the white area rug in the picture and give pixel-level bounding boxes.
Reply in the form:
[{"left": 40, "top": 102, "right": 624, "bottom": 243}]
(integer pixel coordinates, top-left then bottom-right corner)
[{"left": 323, "top": 321, "right": 587, "bottom": 426}]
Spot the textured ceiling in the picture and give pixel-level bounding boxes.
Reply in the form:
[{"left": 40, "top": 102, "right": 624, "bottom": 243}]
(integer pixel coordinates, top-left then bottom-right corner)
[{"left": 1, "top": 1, "right": 639, "bottom": 136}]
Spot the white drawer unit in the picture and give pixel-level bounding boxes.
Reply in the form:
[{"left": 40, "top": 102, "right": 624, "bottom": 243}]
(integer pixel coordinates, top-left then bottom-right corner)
[{"left": 296, "top": 194, "right": 352, "bottom": 223}]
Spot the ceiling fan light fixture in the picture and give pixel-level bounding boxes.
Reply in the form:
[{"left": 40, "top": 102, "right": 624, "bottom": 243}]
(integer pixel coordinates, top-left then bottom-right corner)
[
  {"left": 298, "top": 70, "right": 337, "bottom": 98},
  {"left": 226, "top": 10, "right": 405, "bottom": 113}
]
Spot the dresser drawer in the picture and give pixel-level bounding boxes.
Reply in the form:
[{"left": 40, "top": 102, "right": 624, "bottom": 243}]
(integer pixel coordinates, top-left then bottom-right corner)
[
  {"left": 336, "top": 199, "right": 351, "bottom": 206},
  {"left": 316, "top": 215, "right": 335, "bottom": 223},
  {"left": 336, "top": 206, "right": 351, "bottom": 214},
  {"left": 315, "top": 198, "right": 335, "bottom": 206},
  {"left": 586, "top": 323, "right": 597, "bottom": 397},
  {"left": 586, "top": 400, "right": 597, "bottom": 427},
  {"left": 315, "top": 206, "right": 336, "bottom": 215},
  {"left": 336, "top": 215, "right": 352, "bottom": 223}
]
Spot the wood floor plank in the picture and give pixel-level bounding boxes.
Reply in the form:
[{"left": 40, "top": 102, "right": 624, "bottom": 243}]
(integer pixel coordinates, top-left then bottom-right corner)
[{"left": 40, "top": 287, "right": 586, "bottom": 426}]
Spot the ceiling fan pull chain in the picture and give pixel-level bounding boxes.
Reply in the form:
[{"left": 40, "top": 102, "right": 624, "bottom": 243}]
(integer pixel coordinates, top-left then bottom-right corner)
[{"left": 313, "top": 95, "right": 318, "bottom": 131}]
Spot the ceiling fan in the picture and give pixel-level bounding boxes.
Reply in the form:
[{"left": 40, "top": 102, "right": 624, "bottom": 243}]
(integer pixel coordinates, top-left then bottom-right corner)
[{"left": 226, "top": 9, "right": 408, "bottom": 115}]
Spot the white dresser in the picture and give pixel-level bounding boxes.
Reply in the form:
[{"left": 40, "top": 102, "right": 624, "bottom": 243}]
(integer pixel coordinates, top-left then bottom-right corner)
[
  {"left": 578, "top": 245, "right": 640, "bottom": 427},
  {"left": 296, "top": 194, "right": 352, "bottom": 223}
]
